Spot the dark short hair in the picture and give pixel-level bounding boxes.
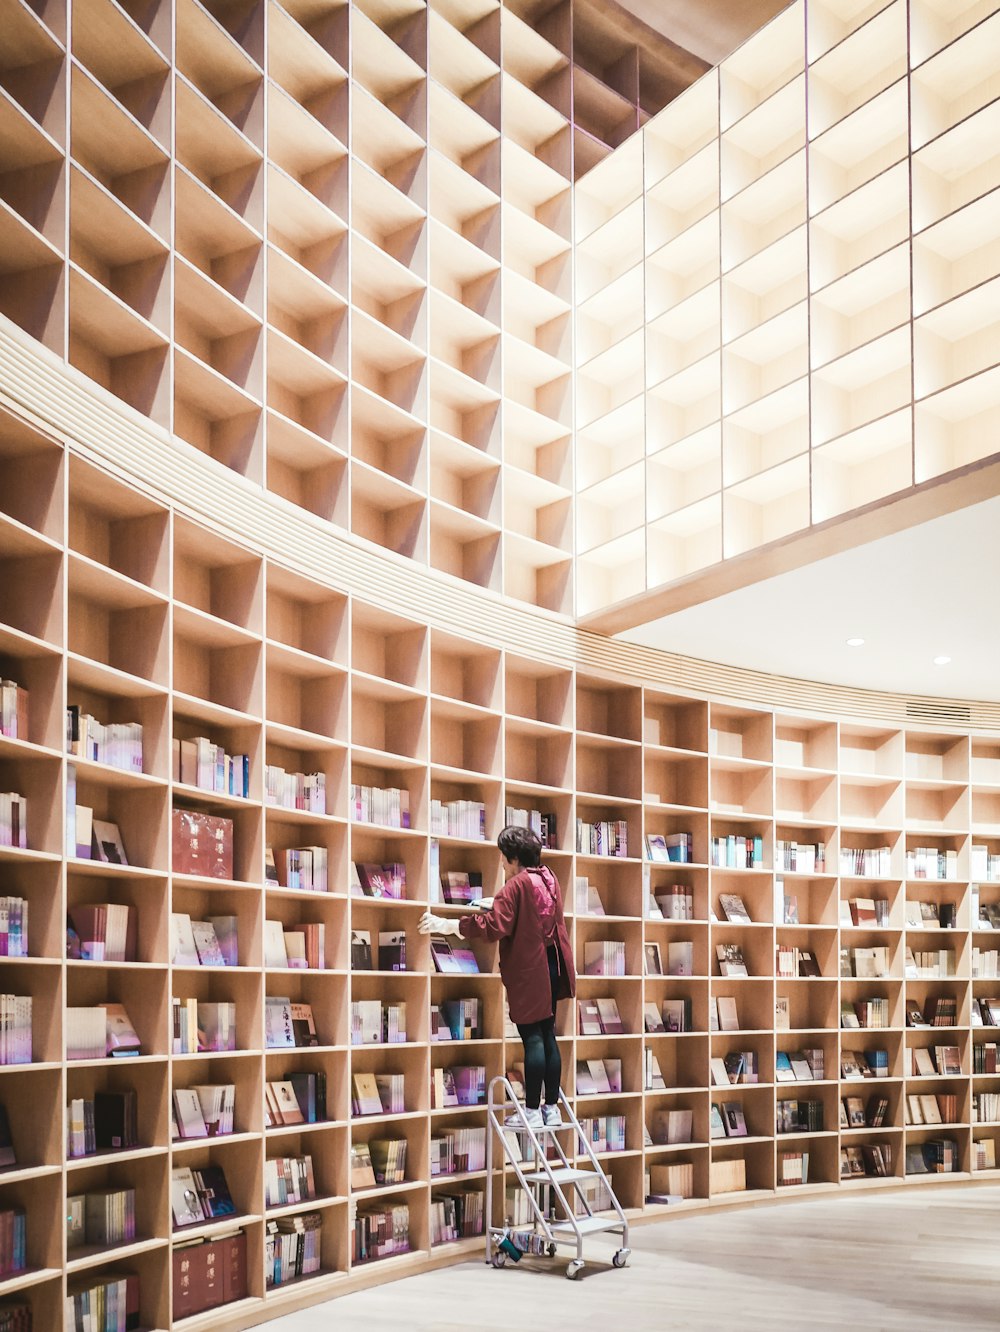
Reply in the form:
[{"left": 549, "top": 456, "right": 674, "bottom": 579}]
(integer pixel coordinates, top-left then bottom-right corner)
[{"left": 497, "top": 825, "right": 542, "bottom": 868}]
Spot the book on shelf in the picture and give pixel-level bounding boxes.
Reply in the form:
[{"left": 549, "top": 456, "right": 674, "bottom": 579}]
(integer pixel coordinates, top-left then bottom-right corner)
[
  {"left": 656, "top": 885, "right": 694, "bottom": 920},
  {"left": 441, "top": 871, "right": 484, "bottom": 905},
  {"left": 575, "top": 1001, "right": 602, "bottom": 1036},
  {"left": 645, "top": 832, "right": 693, "bottom": 864},
  {"left": 911, "top": 1046, "right": 936, "bottom": 1077},
  {"left": 933, "top": 1044, "right": 963, "bottom": 1076},
  {"left": 643, "top": 1001, "right": 665, "bottom": 1034},
  {"left": 647, "top": 1160, "right": 694, "bottom": 1202},
  {"left": 661, "top": 998, "right": 690, "bottom": 1032},
  {"left": 666, "top": 940, "right": 693, "bottom": 976},
  {"left": 190, "top": 918, "right": 227, "bottom": 967},
  {"left": 716, "top": 997, "right": 739, "bottom": 1032},
  {"left": 265, "top": 764, "right": 326, "bottom": 813},
  {"left": 265, "top": 1155, "right": 317, "bottom": 1208},
  {"left": 716, "top": 942, "right": 748, "bottom": 976},
  {"left": 777, "top": 1152, "right": 809, "bottom": 1187},
  {"left": 723, "top": 1051, "right": 759, "bottom": 1085},
  {"left": 775, "top": 841, "right": 825, "bottom": 875},
  {"left": 430, "top": 938, "right": 480, "bottom": 975},
  {"left": 68, "top": 903, "right": 135, "bottom": 963},
  {"left": 775, "top": 996, "right": 790, "bottom": 1031},
  {"left": 0, "top": 679, "right": 28, "bottom": 741},
  {"left": 351, "top": 929, "right": 373, "bottom": 970},
  {"left": 0, "top": 793, "right": 27, "bottom": 850},
  {"left": 584, "top": 940, "right": 626, "bottom": 976},
  {"left": 369, "top": 1137, "right": 408, "bottom": 1186},
  {"left": 172, "top": 998, "right": 237, "bottom": 1054},
  {"left": 777, "top": 1099, "right": 823, "bottom": 1133},
  {"left": 353, "top": 1201, "right": 410, "bottom": 1263},
  {"left": 172, "top": 1228, "right": 247, "bottom": 1320},
  {"left": 577, "top": 819, "right": 629, "bottom": 858},
  {"left": 67, "top": 1188, "right": 136, "bottom": 1249},
  {"left": 841, "top": 846, "right": 892, "bottom": 877},
  {"left": 356, "top": 862, "right": 406, "bottom": 899},
  {"left": 265, "top": 997, "right": 319, "bottom": 1049},
  {"left": 574, "top": 1057, "right": 621, "bottom": 1095},
  {"left": 266, "top": 1211, "right": 323, "bottom": 1288},
  {"left": 379, "top": 930, "right": 407, "bottom": 972},
  {"left": 973, "top": 1138, "right": 997, "bottom": 1171},
  {"left": 272, "top": 845, "right": 328, "bottom": 892},
  {"left": 847, "top": 896, "right": 890, "bottom": 927},
  {"left": 721, "top": 1101, "right": 748, "bottom": 1138},
  {"left": 644, "top": 1047, "right": 665, "bottom": 1090},
  {"left": 265, "top": 1081, "right": 305, "bottom": 1127},
  {"left": 0, "top": 897, "right": 29, "bottom": 960},
  {"left": 0, "top": 1105, "right": 13, "bottom": 1169},
  {"left": 593, "top": 997, "right": 624, "bottom": 1035},
  {"left": 91, "top": 818, "right": 128, "bottom": 865},
  {"left": 505, "top": 806, "right": 557, "bottom": 847},
  {"left": 579, "top": 1113, "right": 626, "bottom": 1152},
  {"left": 844, "top": 1095, "right": 866, "bottom": 1127},
  {"left": 175, "top": 737, "right": 250, "bottom": 798},
  {"left": 709, "top": 1158, "right": 747, "bottom": 1196},
  {"left": 432, "top": 798, "right": 486, "bottom": 840},
  {"left": 710, "top": 835, "right": 763, "bottom": 871},
  {"left": 374, "top": 1073, "right": 406, "bottom": 1115},
  {"left": 574, "top": 877, "right": 604, "bottom": 915},
  {"left": 68, "top": 1273, "right": 141, "bottom": 1330},
  {"left": 439, "top": 997, "right": 481, "bottom": 1040},
  {"left": 173, "top": 808, "right": 234, "bottom": 880},
  {"left": 68, "top": 707, "right": 143, "bottom": 772},
  {"left": 718, "top": 893, "right": 752, "bottom": 924},
  {"left": 652, "top": 1102, "right": 692, "bottom": 1145},
  {"left": 279, "top": 1073, "right": 327, "bottom": 1126}
]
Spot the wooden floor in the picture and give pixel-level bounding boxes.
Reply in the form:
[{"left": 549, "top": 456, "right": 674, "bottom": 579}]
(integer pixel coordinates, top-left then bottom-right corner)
[{"left": 266, "top": 1185, "right": 1000, "bottom": 1330}]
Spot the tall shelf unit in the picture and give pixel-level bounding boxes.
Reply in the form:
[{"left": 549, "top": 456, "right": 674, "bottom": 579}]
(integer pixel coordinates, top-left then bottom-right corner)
[
  {"left": 3, "top": 401, "right": 1000, "bottom": 1326},
  {"left": 573, "top": 0, "right": 1000, "bottom": 617}
]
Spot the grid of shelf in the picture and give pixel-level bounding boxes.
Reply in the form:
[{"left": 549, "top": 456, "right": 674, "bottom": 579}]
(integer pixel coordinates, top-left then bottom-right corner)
[
  {"left": 3, "top": 415, "right": 1000, "bottom": 1323},
  {"left": 574, "top": 0, "right": 1000, "bottom": 615},
  {"left": 0, "top": 0, "right": 700, "bottom": 625}
]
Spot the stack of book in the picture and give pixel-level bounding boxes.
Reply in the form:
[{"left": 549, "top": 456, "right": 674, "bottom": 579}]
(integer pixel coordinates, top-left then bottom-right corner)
[
  {"left": 776, "top": 1100, "right": 823, "bottom": 1133},
  {"left": 583, "top": 940, "right": 626, "bottom": 976},
  {"left": 350, "top": 784, "right": 410, "bottom": 828},
  {"left": 264, "top": 1156, "right": 316, "bottom": 1208},
  {"left": 0, "top": 680, "right": 28, "bottom": 739},
  {"left": 353, "top": 1202, "right": 409, "bottom": 1262},
  {"left": 66, "top": 1189, "right": 135, "bottom": 1249},
  {"left": 430, "top": 1128, "right": 486, "bottom": 1176},
  {"left": 170, "top": 913, "right": 238, "bottom": 967},
  {"left": 649, "top": 1109, "right": 691, "bottom": 1145},
  {"left": 0, "top": 1304, "right": 29, "bottom": 1331},
  {"left": 504, "top": 807, "right": 557, "bottom": 847},
  {"left": 267, "top": 846, "right": 328, "bottom": 891},
  {"left": 440, "top": 871, "right": 483, "bottom": 904},
  {"left": 777, "top": 1152, "right": 809, "bottom": 1186},
  {"left": 775, "top": 840, "right": 825, "bottom": 873},
  {"left": 430, "top": 799, "right": 485, "bottom": 840},
  {"left": 171, "top": 1164, "right": 236, "bottom": 1228},
  {"left": 264, "top": 920, "right": 326, "bottom": 970},
  {"left": 352, "top": 1072, "right": 405, "bottom": 1116},
  {"left": 841, "top": 846, "right": 892, "bottom": 876},
  {"left": 172, "top": 1229, "right": 246, "bottom": 1320},
  {"left": 710, "top": 835, "right": 763, "bottom": 869},
  {"left": 0, "top": 1209, "right": 25, "bottom": 1276},
  {"left": 906, "top": 846, "right": 958, "bottom": 879},
  {"left": 645, "top": 833, "right": 693, "bottom": 863},
  {"left": 578, "top": 1114, "right": 626, "bottom": 1152},
  {"left": 172, "top": 809, "right": 233, "bottom": 880},
  {"left": 264, "top": 765, "right": 326, "bottom": 812},
  {"left": 973, "top": 844, "right": 1000, "bottom": 880},
  {"left": 0, "top": 898, "right": 27, "bottom": 957},
  {"left": 577, "top": 997, "right": 624, "bottom": 1035},
  {"left": 67, "top": 1090, "right": 139, "bottom": 1158},
  {"left": 431, "top": 1065, "right": 485, "bottom": 1108},
  {"left": 432, "top": 998, "right": 480, "bottom": 1040},
  {"left": 775, "top": 1049, "right": 824, "bottom": 1081},
  {"left": 67, "top": 707, "right": 142, "bottom": 770},
  {"left": 70, "top": 903, "right": 136, "bottom": 963},
  {"left": 974, "top": 1044, "right": 1000, "bottom": 1074},
  {"left": 574, "top": 1058, "right": 622, "bottom": 1094},
  {"left": 174, "top": 736, "right": 249, "bottom": 796},
  {"left": 430, "top": 1188, "right": 484, "bottom": 1241},
  {"left": 173, "top": 1085, "right": 236, "bottom": 1139},
  {"left": 0, "top": 794, "right": 27, "bottom": 850},
  {"left": 647, "top": 1160, "right": 694, "bottom": 1202},
  {"left": 265, "top": 998, "right": 320, "bottom": 1049},
  {"left": 429, "top": 939, "right": 479, "bottom": 974},
  {"left": 576, "top": 819, "right": 628, "bottom": 857},
  {"left": 267, "top": 1073, "right": 325, "bottom": 1125},
  {"left": 67, "top": 1274, "right": 140, "bottom": 1329},
  {"left": 266, "top": 1212, "right": 322, "bottom": 1286},
  {"left": 350, "top": 1000, "right": 407, "bottom": 1045},
  {"left": 351, "top": 862, "right": 406, "bottom": 899},
  {"left": 66, "top": 1004, "right": 140, "bottom": 1061},
  {"left": 841, "top": 1143, "right": 892, "bottom": 1178},
  {"left": 172, "top": 999, "right": 236, "bottom": 1054},
  {"left": 350, "top": 929, "right": 405, "bottom": 972},
  {"left": 654, "top": 884, "right": 694, "bottom": 918}
]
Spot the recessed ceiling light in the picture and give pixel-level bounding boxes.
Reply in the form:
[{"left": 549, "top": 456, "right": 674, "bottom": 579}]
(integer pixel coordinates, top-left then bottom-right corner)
[
  {"left": 845, "top": 637, "right": 865, "bottom": 647},
  {"left": 933, "top": 655, "right": 951, "bottom": 666}
]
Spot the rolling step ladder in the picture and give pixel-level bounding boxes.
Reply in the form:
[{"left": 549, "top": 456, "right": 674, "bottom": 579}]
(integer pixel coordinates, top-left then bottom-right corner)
[{"left": 484, "top": 1075, "right": 630, "bottom": 1280}]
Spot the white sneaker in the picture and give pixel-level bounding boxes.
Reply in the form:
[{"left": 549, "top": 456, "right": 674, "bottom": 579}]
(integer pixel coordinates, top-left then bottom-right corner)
[
  {"left": 505, "top": 1107, "right": 544, "bottom": 1131},
  {"left": 542, "top": 1104, "right": 563, "bottom": 1128}
]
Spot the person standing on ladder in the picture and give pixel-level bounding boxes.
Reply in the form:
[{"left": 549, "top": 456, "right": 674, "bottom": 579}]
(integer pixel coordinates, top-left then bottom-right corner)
[{"left": 419, "top": 825, "right": 575, "bottom": 1131}]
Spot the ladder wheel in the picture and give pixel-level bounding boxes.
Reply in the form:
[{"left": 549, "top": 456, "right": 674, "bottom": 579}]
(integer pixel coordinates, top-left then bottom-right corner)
[
  {"left": 547, "top": 1243, "right": 557, "bottom": 1258},
  {"left": 612, "top": 1248, "right": 630, "bottom": 1269},
  {"left": 566, "top": 1259, "right": 584, "bottom": 1280},
  {"left": 492, "top": 1251, "right": 507, "bottom": 1269}
]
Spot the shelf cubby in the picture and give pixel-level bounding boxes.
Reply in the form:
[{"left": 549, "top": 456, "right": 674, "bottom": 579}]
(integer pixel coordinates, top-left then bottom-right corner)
[
  {"left": 911, "top": 11, "right": 1000, "bottom": 151},
  {"left": 809, "top": 326, "right": 912, "bottom": 449},
  {"left": 721, "top": 75, "right": 805, "bottom": 202},
  {"left": 722, "top": 455, "right": 810, "bottom": 558},
  {"left": 721, "top": 151, "right": 806, "bottom": 273},
  {"left": 809, "top": 160, "right": 910, "bottom": 293}
]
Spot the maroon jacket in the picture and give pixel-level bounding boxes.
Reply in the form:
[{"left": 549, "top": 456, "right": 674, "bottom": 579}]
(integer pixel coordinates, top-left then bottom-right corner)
[{"left": 459, "top": 866, "right": 575, "bottom": 1024}]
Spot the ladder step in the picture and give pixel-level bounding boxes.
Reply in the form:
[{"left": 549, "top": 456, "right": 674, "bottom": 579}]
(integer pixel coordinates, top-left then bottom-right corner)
[
  {"left": 550, "top": 1215, "right": 623, "bottom": 1236},
  {"left": 522, "top": 1167, "right": 593, "bottom": 1184}
]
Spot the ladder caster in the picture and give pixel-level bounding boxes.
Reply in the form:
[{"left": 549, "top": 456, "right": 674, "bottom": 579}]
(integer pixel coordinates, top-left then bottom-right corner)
[
  {"left": 492, "top": 1251, "right": 507, "bottom": 1269},
  {"left": 566, "top": 1259, "right": 584, "bottom": 1280},
  {"left": 547, "top": 1243, "right": 557, "bottom": 1258},
  {"left": 612, "top": 1248, "right": 630, "bottom": 1269}
]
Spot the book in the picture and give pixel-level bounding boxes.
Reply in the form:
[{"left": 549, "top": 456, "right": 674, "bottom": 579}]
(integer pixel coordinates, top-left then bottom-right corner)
[
  {"left": 643, "top": 942, "right": 663, "bottom": 975},
  {"left": 716, "top": 997, "right": 739, "bottom": 1032},
  {"left": 718, "top": 894, "right": 751, "bottom": 924},
  {"left": 195, "top": 1164, "right": 236, "bottom": 1218},
  {"left": 191, "top": 920, "right": 226, "bottom": 967},
  {"left": 173, "top": 1088, "right": 209, "bottom": 1139},
  {"left": 666, "top": 941, "right": 694, "bottom": 976},
  {"left": 716, "top": 942, "right": 747, "bottom": 976},
  {"left": 351, "top": 930, "right": 373, "bottom": 970},
  {"left": 378, "top": 930, "right": 407, "bottom": 972},
  {"left": 595, "top": 997, "right": 624, "bottom": 1034},
  {"left": 105, "top": 1003, "right": 141, "bottom": 1055},
  {"left": 171, "top": 913, "right": 200, "bottom": 966},
  {"left": 91, "top": 819, "right": 128, "bottom": 865},
  {"left": 171, "top": 1166, "right": 206, "bottom": 1227}
]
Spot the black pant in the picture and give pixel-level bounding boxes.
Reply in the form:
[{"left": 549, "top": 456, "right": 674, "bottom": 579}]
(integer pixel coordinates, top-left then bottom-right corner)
[{"left": 516, "top": 947, "right": 562, "bottom": 1110}]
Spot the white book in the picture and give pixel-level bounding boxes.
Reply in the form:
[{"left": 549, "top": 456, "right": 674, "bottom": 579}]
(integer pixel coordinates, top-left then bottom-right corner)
[
  {"left": 170, "top": 914, "right": 200, "bottom": 967},
  {"left": 263, "top": 919, "right": 289, "bottom": 969}
]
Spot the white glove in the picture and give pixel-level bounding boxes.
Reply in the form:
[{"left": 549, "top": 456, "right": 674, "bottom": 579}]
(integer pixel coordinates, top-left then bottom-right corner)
[
  {"left": 475, "top": 897, "right": 494, "bottom": 911},
  {"left": 419, "top": 911, "right": 461, "bottom": 936}
]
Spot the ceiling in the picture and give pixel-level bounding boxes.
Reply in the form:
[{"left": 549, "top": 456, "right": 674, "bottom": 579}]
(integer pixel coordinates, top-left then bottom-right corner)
[
  {"left": 613, "top": 0, "right": 792, "bottom": 66},
  {"left": 619, "top": 494, "right": 1000, "bottom": 703}
]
